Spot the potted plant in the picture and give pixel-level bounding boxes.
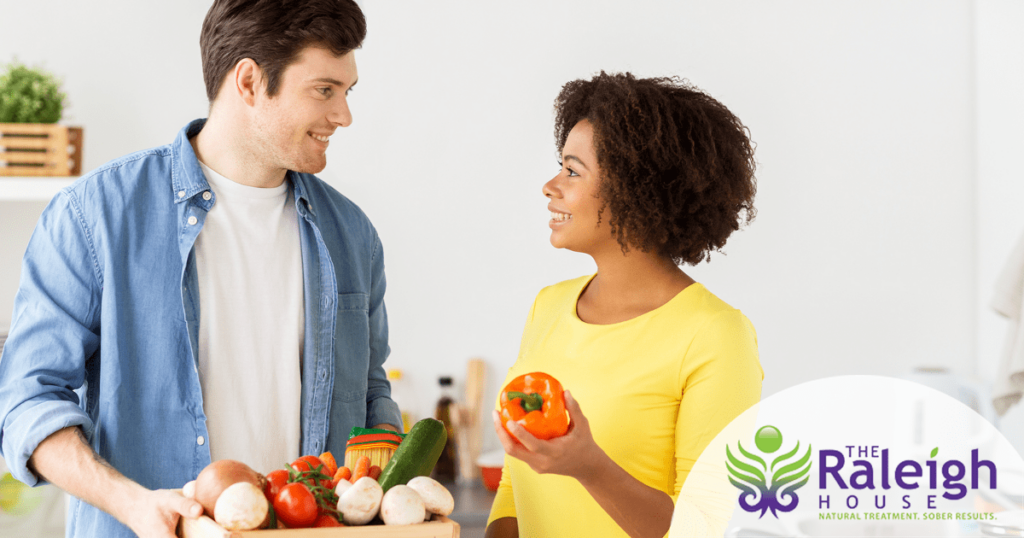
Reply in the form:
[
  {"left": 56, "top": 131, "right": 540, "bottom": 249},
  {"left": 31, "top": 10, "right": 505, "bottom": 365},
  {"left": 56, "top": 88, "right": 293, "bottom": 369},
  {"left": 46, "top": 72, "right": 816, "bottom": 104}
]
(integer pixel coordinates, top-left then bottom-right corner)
[{"left": 0, "top": 61, "right": 82, "bottom": 176}]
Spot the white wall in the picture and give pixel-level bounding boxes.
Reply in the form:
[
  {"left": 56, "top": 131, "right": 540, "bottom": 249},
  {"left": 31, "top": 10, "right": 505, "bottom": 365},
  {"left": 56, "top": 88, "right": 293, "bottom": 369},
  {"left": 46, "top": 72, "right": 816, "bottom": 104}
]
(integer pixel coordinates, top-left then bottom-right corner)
[
  {"left": 1, "top": 1, "right": 1015, "bottom": 457},
  {"left": 975, "top": 0, "right": 1024, "bottom": 449}
]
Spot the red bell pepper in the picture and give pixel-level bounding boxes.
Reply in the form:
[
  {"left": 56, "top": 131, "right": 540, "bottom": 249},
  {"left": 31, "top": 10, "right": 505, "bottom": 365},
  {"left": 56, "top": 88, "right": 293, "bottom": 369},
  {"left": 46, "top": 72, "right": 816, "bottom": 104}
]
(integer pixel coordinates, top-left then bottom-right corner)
[{"left": 499, "top": 372, "right": 570, "bottom": 440}]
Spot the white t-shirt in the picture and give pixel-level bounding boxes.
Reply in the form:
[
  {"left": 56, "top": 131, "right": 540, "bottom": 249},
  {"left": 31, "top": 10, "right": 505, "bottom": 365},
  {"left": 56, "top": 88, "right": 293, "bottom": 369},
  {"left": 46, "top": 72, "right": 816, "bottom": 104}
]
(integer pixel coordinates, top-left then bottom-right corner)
[{"left": 194, "top": 162, "right": 304, "bottom": 473}]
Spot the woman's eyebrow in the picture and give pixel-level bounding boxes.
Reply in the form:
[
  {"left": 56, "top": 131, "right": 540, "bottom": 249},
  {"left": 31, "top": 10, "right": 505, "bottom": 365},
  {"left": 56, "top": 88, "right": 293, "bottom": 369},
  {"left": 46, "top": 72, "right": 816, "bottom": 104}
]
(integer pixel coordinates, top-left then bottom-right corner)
[{"left": 564, "top": 154, "right": 589, "bottom": 170}]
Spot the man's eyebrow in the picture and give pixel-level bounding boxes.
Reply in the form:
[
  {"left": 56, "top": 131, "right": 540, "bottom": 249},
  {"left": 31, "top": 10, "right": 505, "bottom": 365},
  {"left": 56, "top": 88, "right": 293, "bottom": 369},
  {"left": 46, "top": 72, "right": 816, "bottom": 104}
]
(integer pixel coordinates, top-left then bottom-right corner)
[
  {"left": 563, "top": 154, "right": 589, "bottom": 170},
  {"left": 310, "top": 77, "right": 342, "bottom": 85},
  {"left": 311, "top": 77, "right": 357, "bottom": 89}
]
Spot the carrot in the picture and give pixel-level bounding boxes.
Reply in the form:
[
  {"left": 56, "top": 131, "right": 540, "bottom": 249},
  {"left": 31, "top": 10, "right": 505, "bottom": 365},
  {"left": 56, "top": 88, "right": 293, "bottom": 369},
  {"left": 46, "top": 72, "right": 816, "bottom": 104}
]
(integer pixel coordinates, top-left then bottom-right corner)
[
  {"left": 351, "top": 456, "right": 371, "bottom": 482},
  {"left": 330, "top": 466, "right": 352, "bottom": 489},
  {"left": 367, "top": 465, "right": 382, "bottom": 481},
  {"left": 318, "top": 451, "right": 339, "bottom": 478}
]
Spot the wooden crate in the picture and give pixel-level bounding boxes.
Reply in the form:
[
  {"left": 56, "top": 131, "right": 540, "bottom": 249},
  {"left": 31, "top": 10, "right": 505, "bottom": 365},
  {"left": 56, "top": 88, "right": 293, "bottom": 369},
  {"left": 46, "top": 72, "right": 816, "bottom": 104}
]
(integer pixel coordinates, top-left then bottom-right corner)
[
  {"left": 178, "top": 515, "right": 460, "bottom": 538},
  {"left": 0, "top": 123, "right": 83, "bottom": 176}
]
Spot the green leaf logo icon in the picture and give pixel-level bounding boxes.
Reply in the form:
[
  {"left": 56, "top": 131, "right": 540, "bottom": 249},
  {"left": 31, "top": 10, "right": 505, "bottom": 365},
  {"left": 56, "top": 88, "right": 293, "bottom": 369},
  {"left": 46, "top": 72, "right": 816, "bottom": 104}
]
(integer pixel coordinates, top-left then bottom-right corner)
[{"left": 726, "top": 426, "right": 812, "bottom": 519}]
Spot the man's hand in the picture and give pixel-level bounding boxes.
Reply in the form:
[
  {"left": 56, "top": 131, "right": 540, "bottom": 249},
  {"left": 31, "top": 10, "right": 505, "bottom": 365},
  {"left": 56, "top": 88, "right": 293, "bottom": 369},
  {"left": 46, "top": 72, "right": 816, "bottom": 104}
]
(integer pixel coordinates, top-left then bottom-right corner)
[
  {"left": 370, "top": 422, "right": 400, "bottom": 433},
  {"left": 27, "top": 427, "right": 203, "bottom": 538},
  {"left": 120, "top": 489, "right": 203, "bottom": 538}
]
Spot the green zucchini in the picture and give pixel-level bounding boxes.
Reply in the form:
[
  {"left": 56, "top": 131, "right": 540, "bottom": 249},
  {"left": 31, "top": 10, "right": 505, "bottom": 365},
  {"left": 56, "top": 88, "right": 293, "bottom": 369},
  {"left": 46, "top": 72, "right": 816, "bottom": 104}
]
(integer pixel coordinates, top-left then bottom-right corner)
[{"left": 377, "top": 418, "right": 447, "bottom": 492}]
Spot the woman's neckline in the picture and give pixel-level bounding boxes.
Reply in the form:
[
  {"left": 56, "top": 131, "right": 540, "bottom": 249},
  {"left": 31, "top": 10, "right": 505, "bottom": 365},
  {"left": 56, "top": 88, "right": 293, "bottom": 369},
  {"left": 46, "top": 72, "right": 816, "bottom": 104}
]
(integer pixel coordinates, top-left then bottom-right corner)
[{"left": 571, "top": 273, "right": 701, "bottom": 327}]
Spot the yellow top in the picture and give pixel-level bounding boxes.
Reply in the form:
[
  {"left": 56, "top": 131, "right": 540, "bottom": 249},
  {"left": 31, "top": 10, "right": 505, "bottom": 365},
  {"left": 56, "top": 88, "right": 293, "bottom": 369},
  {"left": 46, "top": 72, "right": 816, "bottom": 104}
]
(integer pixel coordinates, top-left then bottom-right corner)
[{"left": 487, "top": 275, "right": 763, "bottom": 537}]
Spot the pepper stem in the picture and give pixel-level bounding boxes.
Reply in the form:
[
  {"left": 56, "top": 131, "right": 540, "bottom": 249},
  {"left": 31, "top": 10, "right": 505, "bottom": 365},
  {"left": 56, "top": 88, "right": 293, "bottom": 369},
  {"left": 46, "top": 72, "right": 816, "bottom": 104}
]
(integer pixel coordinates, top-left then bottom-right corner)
[{"left": 507, "top": 391, "right": 544, "bottom": 412}]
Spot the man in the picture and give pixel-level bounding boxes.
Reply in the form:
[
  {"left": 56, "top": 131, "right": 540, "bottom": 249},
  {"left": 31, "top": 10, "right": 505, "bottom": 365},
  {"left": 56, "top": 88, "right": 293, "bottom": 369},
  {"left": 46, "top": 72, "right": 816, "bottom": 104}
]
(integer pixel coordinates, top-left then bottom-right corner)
[{"left": 0, "top": 1, "right": 400, "bottom": 536}]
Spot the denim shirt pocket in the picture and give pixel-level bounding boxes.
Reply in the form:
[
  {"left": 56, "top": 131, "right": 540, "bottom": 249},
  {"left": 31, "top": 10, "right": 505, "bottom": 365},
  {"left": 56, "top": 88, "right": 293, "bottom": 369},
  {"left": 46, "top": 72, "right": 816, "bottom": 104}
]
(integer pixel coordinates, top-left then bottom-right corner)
[{"left": 334, "top": 292, "right": 370, "bottom": 403}]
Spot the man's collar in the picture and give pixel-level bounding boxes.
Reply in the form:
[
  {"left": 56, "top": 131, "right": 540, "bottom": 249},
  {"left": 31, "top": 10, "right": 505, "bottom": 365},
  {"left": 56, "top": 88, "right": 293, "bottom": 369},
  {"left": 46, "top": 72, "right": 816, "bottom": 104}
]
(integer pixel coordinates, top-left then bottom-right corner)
[
  {"left": 171, "top": 118, "right": 315, "bottom": 216},
  {"left": 171, "top": 118, "right": 212, "bottom": 204},
  {"left": 289, "top": 170, "right": 315, "bottom": 217}
]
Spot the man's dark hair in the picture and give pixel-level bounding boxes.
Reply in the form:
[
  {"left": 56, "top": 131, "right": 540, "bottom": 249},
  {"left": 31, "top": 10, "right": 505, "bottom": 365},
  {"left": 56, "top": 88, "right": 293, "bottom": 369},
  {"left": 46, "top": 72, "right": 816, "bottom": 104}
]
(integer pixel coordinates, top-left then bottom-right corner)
[
  {"left": 554, "top": 72, "right": 757, "bottom": 265},
  {"left": 200, "top": 0, "right": 366, "bottom": 102}
]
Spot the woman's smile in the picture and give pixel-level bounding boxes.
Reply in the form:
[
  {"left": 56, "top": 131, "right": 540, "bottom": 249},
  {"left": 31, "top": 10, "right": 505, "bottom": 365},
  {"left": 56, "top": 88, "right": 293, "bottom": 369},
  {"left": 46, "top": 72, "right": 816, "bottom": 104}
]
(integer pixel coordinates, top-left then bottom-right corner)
[{"left": 549, "top": 209, "right": 572, "bottom": 228}]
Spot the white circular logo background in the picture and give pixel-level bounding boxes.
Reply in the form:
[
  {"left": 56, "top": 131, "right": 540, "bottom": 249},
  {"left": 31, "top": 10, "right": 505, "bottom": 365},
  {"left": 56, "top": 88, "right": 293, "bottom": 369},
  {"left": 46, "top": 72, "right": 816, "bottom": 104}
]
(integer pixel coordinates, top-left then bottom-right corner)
[{"left": 669, "top": 375, "right": 1024, "bottom": 537}]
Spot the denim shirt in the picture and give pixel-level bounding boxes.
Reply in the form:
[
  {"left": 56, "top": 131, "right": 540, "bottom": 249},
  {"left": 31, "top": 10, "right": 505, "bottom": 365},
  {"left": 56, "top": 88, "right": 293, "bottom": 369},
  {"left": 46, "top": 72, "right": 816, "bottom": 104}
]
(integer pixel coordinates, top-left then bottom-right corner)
[{"left": 0, "top": 119, "right": 400, "bottom": 537}]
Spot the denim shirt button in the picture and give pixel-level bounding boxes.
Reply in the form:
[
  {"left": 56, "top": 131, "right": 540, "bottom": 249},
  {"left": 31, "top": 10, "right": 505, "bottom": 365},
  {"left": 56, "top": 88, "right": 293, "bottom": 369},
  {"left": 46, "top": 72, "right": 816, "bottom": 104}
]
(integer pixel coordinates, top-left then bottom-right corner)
[
  {"left": 187, "top": 216, "right": 198, "bottom": 226},
  {"left": 202, "top": 191, "right": 212, "bottom": 201},
  {"left": 177, "top": 190, "right": 185, "bottom": 198},
  {"left": 197, "top": 436, "right": 205, "bottom": 446}
]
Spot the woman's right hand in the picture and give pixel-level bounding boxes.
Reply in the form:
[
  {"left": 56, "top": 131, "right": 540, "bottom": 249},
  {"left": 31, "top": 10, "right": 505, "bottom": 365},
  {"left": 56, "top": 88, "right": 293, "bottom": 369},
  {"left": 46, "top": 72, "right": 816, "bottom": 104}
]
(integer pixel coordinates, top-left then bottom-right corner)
[{"left": 492, "top": 390, "right": 605, "bottom": 481}]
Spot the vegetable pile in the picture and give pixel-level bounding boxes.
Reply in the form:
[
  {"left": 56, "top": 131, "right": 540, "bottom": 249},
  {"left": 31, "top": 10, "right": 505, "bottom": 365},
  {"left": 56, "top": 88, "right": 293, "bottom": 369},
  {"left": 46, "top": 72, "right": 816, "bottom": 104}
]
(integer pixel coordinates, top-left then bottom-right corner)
[{"left": 180, "top": 418, "right": 453, "bottom": 530}]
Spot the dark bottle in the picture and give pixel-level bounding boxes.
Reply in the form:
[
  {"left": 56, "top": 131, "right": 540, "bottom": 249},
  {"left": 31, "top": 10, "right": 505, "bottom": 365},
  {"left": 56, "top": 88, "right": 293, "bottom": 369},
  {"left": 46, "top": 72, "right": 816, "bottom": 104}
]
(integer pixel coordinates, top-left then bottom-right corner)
[{"left": 432, "top": 376, "right": 458, "bottom": 482}]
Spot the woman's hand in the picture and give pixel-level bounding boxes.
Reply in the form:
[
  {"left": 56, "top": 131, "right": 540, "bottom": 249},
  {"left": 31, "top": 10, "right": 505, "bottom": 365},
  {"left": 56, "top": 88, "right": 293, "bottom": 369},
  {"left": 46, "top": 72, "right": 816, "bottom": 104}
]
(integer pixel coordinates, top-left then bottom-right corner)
[
  {"left": 492, "top": 390, "right": 604, "bottom": 481},
  {"left": 492, "top": 390, "right": 675, "bottom": 538}
]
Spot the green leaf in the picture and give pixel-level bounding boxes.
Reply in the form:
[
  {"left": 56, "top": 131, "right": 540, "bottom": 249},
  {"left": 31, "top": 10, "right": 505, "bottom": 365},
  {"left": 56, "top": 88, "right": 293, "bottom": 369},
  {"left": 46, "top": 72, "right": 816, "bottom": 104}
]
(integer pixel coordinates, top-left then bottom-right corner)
[
  {"left": 0, "top": 61, "right": 65, "bottom": 123},
  {"left": 930, "top": 447, "right": 938, "bottom": 458}
]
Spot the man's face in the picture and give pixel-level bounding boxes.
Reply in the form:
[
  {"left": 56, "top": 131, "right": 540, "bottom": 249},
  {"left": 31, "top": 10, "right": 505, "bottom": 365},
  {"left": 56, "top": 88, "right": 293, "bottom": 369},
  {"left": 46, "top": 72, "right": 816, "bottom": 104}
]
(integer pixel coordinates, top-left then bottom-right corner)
[{"left": 250, "top": 46, "right": 358, "bottom": 174}]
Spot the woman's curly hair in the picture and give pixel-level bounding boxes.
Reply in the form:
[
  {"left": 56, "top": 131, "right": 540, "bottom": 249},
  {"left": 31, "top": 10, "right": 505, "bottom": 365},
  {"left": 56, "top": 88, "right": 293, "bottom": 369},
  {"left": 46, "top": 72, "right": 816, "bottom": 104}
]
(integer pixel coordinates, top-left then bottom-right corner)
[{"left": 554, "top": 72, "right": 757, "bottom": 265}]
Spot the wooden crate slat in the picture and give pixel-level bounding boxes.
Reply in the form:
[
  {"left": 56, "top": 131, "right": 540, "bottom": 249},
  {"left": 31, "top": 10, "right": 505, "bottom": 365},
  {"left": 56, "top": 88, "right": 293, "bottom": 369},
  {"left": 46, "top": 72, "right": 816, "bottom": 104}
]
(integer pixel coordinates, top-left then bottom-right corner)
[
  {"left": 0, "top": 124, "right": 81, "bottom": 177},
  {"left": 0, "top": 163, "right": 63, "bottom": 172},
  {"left": 67, "top": 126, "right": 83, "bottom": 175},
  {"left": 0, "top": 123, "right": 62, "bottom": 135},
  {"left": 178, "top": 515, "right": 459, "bottom": 538},
  {"left": 0, "top": 151, "right": 54, "bottom": 164},
  {"left": 0, "top": 137, "right": 51, "bottom": 149}
]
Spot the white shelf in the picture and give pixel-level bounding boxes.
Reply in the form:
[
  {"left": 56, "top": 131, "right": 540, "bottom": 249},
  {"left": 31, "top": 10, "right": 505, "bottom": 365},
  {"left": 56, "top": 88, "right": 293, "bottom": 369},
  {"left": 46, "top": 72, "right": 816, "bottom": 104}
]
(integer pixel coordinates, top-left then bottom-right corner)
[{"left": 0, "top": 177, "right": 76, "bottom": 201}]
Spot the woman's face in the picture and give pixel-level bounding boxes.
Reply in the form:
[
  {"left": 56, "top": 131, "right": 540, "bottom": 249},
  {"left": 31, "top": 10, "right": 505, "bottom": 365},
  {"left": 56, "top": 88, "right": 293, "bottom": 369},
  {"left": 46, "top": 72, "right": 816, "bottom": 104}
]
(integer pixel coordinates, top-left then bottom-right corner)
[{"left": 542, "top": 119, "right": 617, "bottom": 254}]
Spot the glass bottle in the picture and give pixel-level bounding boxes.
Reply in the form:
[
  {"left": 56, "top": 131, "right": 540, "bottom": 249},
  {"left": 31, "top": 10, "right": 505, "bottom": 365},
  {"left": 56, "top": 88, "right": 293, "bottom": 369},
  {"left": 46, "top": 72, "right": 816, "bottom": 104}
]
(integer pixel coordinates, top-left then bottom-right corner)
[{"left": 432, "top": 376, "right": 458, "bottom": 482}]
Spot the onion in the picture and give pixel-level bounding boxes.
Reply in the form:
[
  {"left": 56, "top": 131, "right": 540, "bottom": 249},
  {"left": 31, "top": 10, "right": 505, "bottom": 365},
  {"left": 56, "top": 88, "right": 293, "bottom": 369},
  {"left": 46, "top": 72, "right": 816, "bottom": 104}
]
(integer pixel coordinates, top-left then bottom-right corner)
[{"left": 194, "top": 460, "right": 266, "bottom": 520}]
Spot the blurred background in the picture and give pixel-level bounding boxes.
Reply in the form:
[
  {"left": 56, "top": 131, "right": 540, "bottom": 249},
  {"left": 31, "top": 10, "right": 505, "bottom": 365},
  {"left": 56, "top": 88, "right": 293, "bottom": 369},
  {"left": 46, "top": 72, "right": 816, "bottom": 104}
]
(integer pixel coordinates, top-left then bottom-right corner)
[{"left": 1, "top": 1, "right": 1023, "bottom": 536}]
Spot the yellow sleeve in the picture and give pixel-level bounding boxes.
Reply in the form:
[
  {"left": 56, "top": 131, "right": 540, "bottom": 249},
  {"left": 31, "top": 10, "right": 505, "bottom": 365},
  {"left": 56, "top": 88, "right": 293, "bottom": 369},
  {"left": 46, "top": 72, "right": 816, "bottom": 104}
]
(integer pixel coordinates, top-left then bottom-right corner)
[
  {"left": 671, "top": 309, "right": 763, "bottom": 535},
  {"left": 487, "top": 456, "right": 518, "bottom": 524},
  {"left": 485, "top": 293, "right": 542, "bottom": 527}
]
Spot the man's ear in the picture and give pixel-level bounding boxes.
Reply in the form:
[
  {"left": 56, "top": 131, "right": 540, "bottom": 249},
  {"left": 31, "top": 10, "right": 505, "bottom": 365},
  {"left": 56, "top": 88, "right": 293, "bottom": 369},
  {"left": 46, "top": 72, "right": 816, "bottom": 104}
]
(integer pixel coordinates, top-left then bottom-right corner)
[{"left": 232, "top": 58, "right": 263, "bottom": 107}]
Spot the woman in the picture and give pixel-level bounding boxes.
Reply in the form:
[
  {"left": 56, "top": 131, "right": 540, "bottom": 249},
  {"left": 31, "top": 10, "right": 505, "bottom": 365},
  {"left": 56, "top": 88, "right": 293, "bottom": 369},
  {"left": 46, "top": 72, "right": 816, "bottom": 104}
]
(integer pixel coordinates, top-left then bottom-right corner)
[{"left": 485, "top": 72, "right": 763, "bottom": 538}]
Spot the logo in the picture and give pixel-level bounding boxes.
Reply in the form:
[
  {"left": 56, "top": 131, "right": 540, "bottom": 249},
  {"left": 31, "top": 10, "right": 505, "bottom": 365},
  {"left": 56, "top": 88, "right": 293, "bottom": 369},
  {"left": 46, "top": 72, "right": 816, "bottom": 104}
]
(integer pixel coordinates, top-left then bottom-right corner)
[{"left": 726, "top": 425, "right": 813, "bottom": 518}]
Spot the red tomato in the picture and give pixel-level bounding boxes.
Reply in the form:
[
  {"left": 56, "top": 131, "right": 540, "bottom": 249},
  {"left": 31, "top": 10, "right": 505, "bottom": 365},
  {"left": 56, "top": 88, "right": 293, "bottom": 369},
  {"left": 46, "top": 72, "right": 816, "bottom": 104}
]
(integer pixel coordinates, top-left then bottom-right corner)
[
  {"left": 291, "top": 455, "right": 326, "bottom": 474},
  {"left": 313, "top": 513, "right": 344, "bottom": 527},
  {"left": 263, "top": 469, "right": 290, "bottom": 504},
  {"left": 273, "top": 483, "right": 318, "bottom": 528}
]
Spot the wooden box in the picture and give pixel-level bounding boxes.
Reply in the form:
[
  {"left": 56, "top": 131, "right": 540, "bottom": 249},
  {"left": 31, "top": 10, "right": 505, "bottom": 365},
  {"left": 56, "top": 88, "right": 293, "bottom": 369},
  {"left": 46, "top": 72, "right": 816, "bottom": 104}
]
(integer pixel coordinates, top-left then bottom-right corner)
[
  {"left": 0, "top": 123, "right": 83, "bottom": 176},
  {"left": 178, "top": 515, "right": 460, "bottom": 538}
]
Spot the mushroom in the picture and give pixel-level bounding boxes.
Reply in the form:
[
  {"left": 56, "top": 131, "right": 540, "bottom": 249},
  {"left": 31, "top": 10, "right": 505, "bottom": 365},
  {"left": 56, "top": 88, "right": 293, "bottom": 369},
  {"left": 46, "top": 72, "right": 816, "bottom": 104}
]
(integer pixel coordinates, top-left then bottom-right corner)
[
  {"left": 337, "top": 476, "right": 383, "bottom": 525},
  {"left": 213, "top": 482, "right": 268, "bottom": 531},
  {"left": 406, "top": 476, "right": 454, "bottom": 517},
  {"left": 380, "top": 485, "right": 426, "bottom": 526}
]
